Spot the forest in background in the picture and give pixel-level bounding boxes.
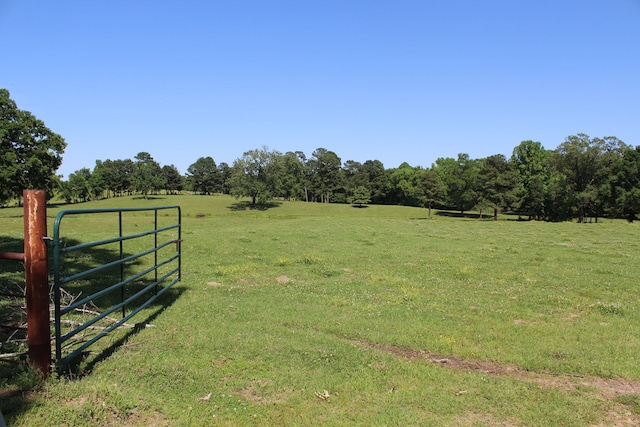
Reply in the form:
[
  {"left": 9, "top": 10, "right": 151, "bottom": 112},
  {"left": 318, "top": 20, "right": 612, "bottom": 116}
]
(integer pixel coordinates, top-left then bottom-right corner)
[
  {"left": 58, "top": 135, "right": 640, "bottom": 223},
  {"left": 2, "top": 88, "right": 639, "bottom": 222}
]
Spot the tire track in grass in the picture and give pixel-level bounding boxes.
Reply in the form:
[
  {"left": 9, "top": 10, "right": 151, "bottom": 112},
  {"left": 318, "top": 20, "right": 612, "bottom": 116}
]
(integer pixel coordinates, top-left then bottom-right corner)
[{"left": 349, "top": 338, "right": 640, "bottom": 426}]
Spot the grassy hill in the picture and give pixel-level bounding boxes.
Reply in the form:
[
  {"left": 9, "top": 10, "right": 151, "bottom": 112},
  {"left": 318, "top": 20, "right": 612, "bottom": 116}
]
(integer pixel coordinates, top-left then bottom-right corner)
[{"left": 2, "top": 195, "right": 640, "bottom": 426}]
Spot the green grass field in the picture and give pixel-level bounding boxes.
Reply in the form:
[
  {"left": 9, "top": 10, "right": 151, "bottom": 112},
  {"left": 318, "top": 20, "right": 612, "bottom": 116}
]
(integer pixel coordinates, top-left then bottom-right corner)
[{"left": 2, "top": 195, "right": 640, "bottom": 426}]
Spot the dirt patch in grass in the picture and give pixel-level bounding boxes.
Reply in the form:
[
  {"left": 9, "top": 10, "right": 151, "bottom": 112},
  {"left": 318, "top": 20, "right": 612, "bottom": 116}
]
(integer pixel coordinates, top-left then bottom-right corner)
[
  {"left": 351, "top": 338, "right": 640, "bottom": 425},
  {"left": 350, "top": 339, "right": 640, "bottom": 399},
  {"left": 451, "top": 411, "right": 522, "bottom": 427},
  {"left": 236, "top": 379, "right": 290, "bottom": 405},
  {"left": 121, "top": 411, "right": 170, "bottom": 427}
]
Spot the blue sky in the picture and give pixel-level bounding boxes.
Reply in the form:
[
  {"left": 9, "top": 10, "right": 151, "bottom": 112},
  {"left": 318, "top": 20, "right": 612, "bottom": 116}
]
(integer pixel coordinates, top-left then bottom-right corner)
[{"left": 1, "top": 1, "right": 639, "bottom": 178}]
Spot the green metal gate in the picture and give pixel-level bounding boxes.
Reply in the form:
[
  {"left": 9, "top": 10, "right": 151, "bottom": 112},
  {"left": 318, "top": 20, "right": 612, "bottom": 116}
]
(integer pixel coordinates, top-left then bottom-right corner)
[{"left": 52, "top": 205, "right": 181, "bottom": 368}]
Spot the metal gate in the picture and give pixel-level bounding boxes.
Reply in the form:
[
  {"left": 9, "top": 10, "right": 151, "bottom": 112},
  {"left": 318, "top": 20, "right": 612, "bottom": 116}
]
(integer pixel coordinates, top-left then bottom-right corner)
[{"left": 52, "top": 205, "right": 181, "bottom": 369}]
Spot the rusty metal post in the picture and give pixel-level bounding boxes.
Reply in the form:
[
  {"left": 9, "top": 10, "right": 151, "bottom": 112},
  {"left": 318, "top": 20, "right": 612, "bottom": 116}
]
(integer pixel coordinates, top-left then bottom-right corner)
[{"left": 23, "top": 190, "right": 51, "bottom": 376}]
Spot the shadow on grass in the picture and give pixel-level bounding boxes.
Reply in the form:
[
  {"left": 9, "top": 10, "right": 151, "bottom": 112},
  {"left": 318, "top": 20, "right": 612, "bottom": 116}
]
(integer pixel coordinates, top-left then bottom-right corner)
[
  {"left": 351, "top": 205, "right": 370, "bottom": 209},
  {"left": 0, "top": 233, "right": 185, "bottom": 423},
  {"left": 1, "top": 285, "right": 185, "bottom": 423},
  {"left": 436, "top": 211, "right": 489, "bottom": 219},
  {"left": 1, "top": 237, "right": 28, "bottom": 351},
  {"left": 228, "top": 201, "right": 282, "bottom": 211},
  {"left": 132, "top": 196, "right": 166, "bottom": 200},
  {"left": 60, "top": 284, "right": 186, "bottom": 377}
]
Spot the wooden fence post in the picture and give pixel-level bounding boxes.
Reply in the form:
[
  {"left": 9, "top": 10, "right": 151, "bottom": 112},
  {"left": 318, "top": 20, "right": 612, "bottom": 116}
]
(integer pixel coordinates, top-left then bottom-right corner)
[{"left": 23, "top": 190, "right": 51, "bottom": 376}]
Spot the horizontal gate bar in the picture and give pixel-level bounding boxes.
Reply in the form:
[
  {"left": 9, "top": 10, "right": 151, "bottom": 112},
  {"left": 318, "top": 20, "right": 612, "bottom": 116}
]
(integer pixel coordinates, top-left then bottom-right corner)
[{"left": 0, "top": 252, "right": 25, "bottom": 261}]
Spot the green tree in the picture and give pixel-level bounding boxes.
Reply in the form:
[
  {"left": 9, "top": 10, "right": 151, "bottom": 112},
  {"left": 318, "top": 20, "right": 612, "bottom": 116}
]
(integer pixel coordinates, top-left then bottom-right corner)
[
  {"left": 274, "top": 152, "right": 307, "bottom": 201},
  {"left": 343, "top": 160, "right": 365, "bottom": 201},
  {"left": 0, "top": 88, "right": 66, "bottom": 204},
  {"left": 162, "top": 164, "right": 184, "bottom": 194},
  {"left": 67, "top": 168, "right": 91, "bottom": 203},
  {"left": 92, "top": 160, "right": 114, "bottom": 198},
  {"left": 309, "top": 148, "right": 343, "bottom": 203},
  {"left": 361, "top": 159, "right": 387, "bottom": 204},
  {"left": 477, "top": 154, "right": 519, "bottom": 220},
  {"left": 385, "top": 163, "right": 423, "bottom": 206},
  {"left": 435, "top": 154, "right": 480, "bottom": 213},
  {"left": 511, "top": 140, "right": 549, "bottom": 220},
  {"left": 294, "top": 152, "right": 312, "bottom": 202},
  {"left": 186, "top": 157, "right": 219, "bottom": 194},
  {"left": 351, "top": 186, "right": 371, "bottom": 207},
  {"left": 229, "top": 146, "right": 280, "bottom": 206},
  {"left": 218, "top": 162, "right": 232, "bottom": 194},
  {"left": 553, "top": 134, "right": 627, "bottom": 222},
  {"left": 416, "top": 168, "right": 447, "bottom": 218},
  {"left": 89, "top": 160, "right": 107, "bottom": 199},
  {"left": 133, "top": 152, "right": 164, "bottom": 198},
  {"left": 610, "top": 145, "right": 640, "bottom": 222},
  {"left": 58, "top": 179, "right": 74, "bottom": 204},
  {"left": 110, "top": 159, "right": 135, "bottom": 196}
]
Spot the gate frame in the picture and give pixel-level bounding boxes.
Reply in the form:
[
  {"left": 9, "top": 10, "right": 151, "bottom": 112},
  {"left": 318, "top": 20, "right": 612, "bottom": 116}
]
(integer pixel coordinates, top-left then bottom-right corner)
[{"left": 51, "top": 204, "right": 181, "bottom": 370}]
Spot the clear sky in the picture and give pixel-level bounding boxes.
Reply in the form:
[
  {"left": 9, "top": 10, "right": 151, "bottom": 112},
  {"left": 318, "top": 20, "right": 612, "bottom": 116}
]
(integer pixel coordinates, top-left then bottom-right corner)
[{"left": 1, "top": 1, "right": 639, "bottom": 178}]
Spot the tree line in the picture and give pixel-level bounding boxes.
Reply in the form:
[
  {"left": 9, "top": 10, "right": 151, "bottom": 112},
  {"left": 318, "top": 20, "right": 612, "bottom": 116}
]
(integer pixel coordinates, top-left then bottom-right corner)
[
  {"left": 2, "top": 89, "right": 639, "bottom": 222},
  {"left": 59, "top": 137, "right": 640, "bottom": 223}
]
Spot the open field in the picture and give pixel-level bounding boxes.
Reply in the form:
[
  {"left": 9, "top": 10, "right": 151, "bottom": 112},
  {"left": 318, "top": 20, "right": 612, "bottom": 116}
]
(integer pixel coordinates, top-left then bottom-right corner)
[{"left": 2, "top": 195, "right": 640, "bottom": 426}]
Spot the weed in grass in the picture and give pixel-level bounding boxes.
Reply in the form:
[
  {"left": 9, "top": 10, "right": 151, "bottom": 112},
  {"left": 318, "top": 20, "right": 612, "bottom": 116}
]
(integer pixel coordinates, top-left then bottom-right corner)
[
  {"left": 276, "top": 257, "right": 292, "bottom": 266},
  {"left": 300, "top": 254, "right": 323, "bottom": 265},
  {"left": 592, "top": 301, "right": 624, "bottom": 316}
]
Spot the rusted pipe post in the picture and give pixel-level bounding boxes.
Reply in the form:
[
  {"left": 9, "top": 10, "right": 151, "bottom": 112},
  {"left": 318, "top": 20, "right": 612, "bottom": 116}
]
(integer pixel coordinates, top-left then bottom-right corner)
[{"left": 23, "top": 190, "right": 51, "bottom": 376}]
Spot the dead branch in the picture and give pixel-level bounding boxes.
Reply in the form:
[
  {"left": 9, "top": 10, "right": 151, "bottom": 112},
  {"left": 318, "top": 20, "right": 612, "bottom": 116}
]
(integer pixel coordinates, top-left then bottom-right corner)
[{"left": 0, "top": 351, "right": 27, "bottom": 360}]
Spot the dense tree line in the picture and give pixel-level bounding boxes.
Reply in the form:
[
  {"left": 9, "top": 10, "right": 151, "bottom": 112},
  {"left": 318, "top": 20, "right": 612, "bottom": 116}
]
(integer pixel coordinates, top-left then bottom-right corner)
[
  {"left": 54, "top": 134, "right": 640, "bottom": 222},
  {"left": 3, "top": 89, "right": 639, "bottom": 222}
]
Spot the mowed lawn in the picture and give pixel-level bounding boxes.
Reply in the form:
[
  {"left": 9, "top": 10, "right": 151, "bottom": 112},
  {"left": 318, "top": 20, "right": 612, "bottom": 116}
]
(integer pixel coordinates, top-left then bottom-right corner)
[{"left": 2, "top": 195, "right": 640, "bottom": 426}]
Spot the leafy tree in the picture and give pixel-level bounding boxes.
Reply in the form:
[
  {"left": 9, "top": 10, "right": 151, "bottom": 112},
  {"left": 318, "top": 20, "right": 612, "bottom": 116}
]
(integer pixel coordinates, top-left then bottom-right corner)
[
  {"left": 58, "top": 179, "right": 74, "bottom": 204},
  {"left": 186, "top": 156, "right": 220, "bottom": 194},
  {"left": 274, "top": 152, "right": 307, "bottom": 201},
  {"left": 435, "top": 154, "right": 480, "bottom": 213},
  {"left": 592, "top": 136, "right": 629, "bottom": 220},
  {"left": 92, "top": 160, "right": 114, "bottom": 198},
  {"left": 385, "top": 163, "right": 423, "bottom": 206},
  {"left": 0, "top": 88, "right": 66, "bottom": 204},
  {"left": 133, "top": 152, "right": 164, "bottom": 198},
  {"left": 477, "top": 154, "right": 519, "bottom": 220},
  {"left": 343, "top": 160, "right": 365, "bottom": 200},
  {"left": 89, "top": 161, "right": 107, "bottom": 199},
  {"left": 511, "top": 140, "right": 549, "bottom": 220},
  {"left": 351, "top": 186, "right": 371, "bottom": 207},
  {"left": 93, "top": 158, "right": 129, "bottom": 198},
  {"left": 162, "top": 164, "right": 184, "bottom": 194},
  {"left": 229, "top": 146, "right": 280, "bottom": 206},
  {"left": 542, "top": 165, "right": 573, "bottom": 221},
  {"left": 67, "top": 168, "right": 91, "bottom": 202},
  {"left": 610, "top": 145, "right": 640, "bottom": 222},
  {"left": 217, "top": 162, "right": 232, "bottom": 194},
  {"left": 553, "top": 134, "right": 627, "bottom": 222},
  {"left": 361, "top": 160, "right": 387, "bottom": 204},
  {"left": 110, "top": 159, "right": 135, "bottom": 196},
  {"left": 293, "top": 151, "right": 312, "bottom": 202},
  {"left": 309, "top": 148, "right": 343, "bottom": 203},
  {"left": 416, "top": 168, "right": 447, "bottom": 218}
]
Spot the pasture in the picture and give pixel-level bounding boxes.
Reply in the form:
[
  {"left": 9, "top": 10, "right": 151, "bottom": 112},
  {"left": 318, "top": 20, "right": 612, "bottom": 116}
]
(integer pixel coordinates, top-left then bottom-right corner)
[{"left": 2, "top": 195, "right": 640, "bottom": 426}]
